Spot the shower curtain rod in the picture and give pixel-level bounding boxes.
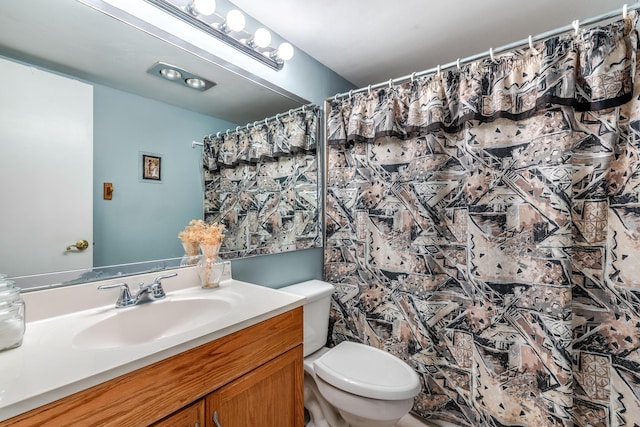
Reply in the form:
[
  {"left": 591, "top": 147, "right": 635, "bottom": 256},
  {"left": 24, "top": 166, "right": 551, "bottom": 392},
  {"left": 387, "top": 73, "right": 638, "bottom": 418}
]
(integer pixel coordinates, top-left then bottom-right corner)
[
  {"left": 191, "top": 102, "right": 317, "bottom": 147},
  {"left": 329, "top": 2, "right": 640, "bottom": 100}
]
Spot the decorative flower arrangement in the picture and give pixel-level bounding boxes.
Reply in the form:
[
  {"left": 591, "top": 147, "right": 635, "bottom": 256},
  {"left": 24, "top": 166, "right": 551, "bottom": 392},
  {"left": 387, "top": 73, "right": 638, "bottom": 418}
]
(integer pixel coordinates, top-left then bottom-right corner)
[
  {"left": 178, "top": 219, "right": 225, "bottom": 248},
  {"left": 178, "top": 220, "right": 226, "bottom": 288}
]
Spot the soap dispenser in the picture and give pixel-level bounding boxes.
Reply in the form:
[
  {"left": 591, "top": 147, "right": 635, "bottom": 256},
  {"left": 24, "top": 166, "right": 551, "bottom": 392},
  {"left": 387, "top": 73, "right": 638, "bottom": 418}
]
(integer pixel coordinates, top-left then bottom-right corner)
[{"left": 0, "top": 275, "right": 26, "bottom": 351}]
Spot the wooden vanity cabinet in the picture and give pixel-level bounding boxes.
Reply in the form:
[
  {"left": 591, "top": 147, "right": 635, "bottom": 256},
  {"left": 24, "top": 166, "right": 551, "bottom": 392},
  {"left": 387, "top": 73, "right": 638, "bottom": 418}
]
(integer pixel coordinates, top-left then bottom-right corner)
[
  {"left": 153, "top": 347, "right": 301, "bottom": 427},
  {"left": 206, "top": 346, "right": 301, "bottom": 426},
  {"left": 152, "top": 400, "right": 205, "bottom": 427},
  {"left": 0, "top": 307, "right": 304, "bottom": 427}
]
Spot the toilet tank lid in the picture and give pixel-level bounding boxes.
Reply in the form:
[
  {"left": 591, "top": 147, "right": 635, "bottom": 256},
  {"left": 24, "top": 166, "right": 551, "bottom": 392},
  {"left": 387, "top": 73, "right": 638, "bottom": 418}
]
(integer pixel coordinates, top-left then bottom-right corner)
[{"left": 280, "top": 280, "right": 334, "bottom": 302}]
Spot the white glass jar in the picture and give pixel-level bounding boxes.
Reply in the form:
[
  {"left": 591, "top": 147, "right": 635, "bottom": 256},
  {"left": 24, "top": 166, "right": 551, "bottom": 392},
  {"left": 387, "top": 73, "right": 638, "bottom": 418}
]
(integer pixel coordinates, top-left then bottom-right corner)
[{"left": 0, "top": 278, "right": 25, "bottom": 351}]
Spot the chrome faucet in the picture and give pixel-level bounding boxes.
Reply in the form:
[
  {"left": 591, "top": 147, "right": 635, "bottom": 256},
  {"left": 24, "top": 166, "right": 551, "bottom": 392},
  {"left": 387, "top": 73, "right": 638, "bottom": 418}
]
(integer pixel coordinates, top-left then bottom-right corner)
[{"left": 98, "top": 273, "right": 178, "bottom": 308}]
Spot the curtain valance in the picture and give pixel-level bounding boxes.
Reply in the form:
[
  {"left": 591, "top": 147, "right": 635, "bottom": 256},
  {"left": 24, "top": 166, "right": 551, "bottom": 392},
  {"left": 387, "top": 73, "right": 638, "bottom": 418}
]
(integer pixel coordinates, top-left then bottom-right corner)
[
  {"left": 327, "top": 14, "right": 638, "bottom": 145},
  {"left": 203, "top": 105, "right": 319, "bottom": 171}
]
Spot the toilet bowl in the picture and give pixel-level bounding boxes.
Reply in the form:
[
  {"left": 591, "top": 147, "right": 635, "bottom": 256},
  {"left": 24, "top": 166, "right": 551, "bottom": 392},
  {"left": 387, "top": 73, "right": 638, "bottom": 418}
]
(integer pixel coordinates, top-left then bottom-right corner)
[{"left": 281, "top": 280, "right": 421, "bottom": 427}]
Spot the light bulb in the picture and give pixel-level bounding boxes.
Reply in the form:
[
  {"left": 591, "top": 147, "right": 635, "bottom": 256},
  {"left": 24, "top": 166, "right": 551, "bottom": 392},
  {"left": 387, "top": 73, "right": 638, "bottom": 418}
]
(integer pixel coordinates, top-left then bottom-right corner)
[
  {"left": 191, "top": 0, "right": 216, "bottom": 16},
  {"left": 160, "top": 68, "right": 182, "bottom": 80},
  {"left": 253, "top": 28, "right": 272, "bottom": 48},
  {"left": 225, "top": 9, "right": 245, "bottom": 32},
  {"left": 277, "top": 42, "right": 294, "bottom": 61},
  {"left": 186, "top": 78, "right": 206, "bottom": 89}
]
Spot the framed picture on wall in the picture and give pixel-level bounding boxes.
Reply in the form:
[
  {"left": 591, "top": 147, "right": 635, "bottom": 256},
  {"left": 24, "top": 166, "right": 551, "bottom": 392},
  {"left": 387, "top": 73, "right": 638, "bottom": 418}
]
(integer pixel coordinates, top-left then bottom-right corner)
[{"left": 141, "top": 153, "right": 162, "bottom": 181}]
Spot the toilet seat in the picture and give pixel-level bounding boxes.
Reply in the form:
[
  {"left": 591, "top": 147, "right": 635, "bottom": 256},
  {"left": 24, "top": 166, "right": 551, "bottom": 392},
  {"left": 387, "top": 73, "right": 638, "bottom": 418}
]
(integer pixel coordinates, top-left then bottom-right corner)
[{"left": 313, "top": 341, "right": 420, "bottom": 400}]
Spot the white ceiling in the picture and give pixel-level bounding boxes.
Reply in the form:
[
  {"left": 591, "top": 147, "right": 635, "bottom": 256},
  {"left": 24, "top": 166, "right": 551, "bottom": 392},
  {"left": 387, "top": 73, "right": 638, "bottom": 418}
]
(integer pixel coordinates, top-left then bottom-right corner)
[
  {"left": 231, "top": 0, "right": 630, "bottom": 88},
  {"left": 0, "top": 0, "right": 631, "bottom": 123}
]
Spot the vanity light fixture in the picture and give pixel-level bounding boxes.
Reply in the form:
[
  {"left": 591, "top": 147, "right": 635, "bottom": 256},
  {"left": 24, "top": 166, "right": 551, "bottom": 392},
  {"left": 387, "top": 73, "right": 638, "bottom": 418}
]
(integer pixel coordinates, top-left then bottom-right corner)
[
  {"left": 145, "top": 0, "right": 294, "bottom": 70},
  {"left": 189, "top": 0, "right": 216, "bottom": 16},
  {"left": 251, "top": 28, "right": 272, "bottom": 49},
  {"left": 148, "top": 62, "right": 216, "bottom": 92},
  {"left": 219, "top": 9, "right": 246, "bottom": 33},
  {"left": 274, "top": 42, "right": 295, "bottom": 61}
]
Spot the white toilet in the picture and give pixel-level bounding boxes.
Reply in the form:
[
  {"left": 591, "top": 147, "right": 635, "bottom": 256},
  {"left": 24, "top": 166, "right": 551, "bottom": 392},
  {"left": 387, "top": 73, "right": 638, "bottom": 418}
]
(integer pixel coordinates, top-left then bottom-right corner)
[{"left": 281, "top": 280, "right": 421, "bottom": 427}]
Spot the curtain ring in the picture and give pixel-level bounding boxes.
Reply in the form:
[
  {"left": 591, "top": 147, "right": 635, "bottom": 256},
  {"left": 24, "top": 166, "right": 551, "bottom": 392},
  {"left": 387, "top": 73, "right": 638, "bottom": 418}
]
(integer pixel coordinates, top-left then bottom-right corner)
[
  {"left": 367, "top": 85, "right": 372, "bottom": 95},
  {"left": 456, "top": 58, "right": 461, "bottom": 70},
  {"left": 235, "top": 126, "right": 240, "bottom": 132},
  {"left": 623, "top": 4, "right": 628, "bottom": 18},
  {"left": 276, "top": 113, "right": 280, "bottom": 121},
  {"left": 264, "top": 118, "right": 268, "bottom": 126},
  {"left": 410, "top": 72, "right": 416, "bottom": 82},
  {"left": 489, "top": 48, "right": 494, "bottom": 61},
  {"left": 528, "top": 35, "right": 539, "bottom": 55},
  {"left": 333, "top": 94, "right": 339, "bottom": 102},
  {"left": 302, "top": 105, "right": 306, "bottom": 112},
  {"left": 225, "top": 130, "right": 230, "bottom": 136},
  {"left": 572, "top": 19, "right": 580, "bottom": 36},
  {"left": 388, "top": 79, "right": 393, "bottom": 89},
  {"left": 216, "top": 132, "right": 221, "bottom": 138},
  {"left": 436, "top": 65, "right": 441, "bottom": 76},
  {"left": 348, "top": 90, "right": 353, "bottom": 98}
]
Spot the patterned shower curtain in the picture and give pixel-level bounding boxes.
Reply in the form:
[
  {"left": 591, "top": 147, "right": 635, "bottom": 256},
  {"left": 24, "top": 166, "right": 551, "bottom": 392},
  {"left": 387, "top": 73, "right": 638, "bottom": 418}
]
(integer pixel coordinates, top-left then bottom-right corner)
[
  {"left": 326, "top": 15, "right": 640, "bottom": 427},
  {"left": 202, "top": 106, "right": 320, "bottom": 258}
]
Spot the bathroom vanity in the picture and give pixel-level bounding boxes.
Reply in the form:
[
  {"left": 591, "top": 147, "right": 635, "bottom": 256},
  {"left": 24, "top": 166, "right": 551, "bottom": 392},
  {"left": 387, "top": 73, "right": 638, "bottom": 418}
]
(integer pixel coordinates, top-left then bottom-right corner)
[{"left": 0, "top": 269, "right": 305, "bottom": 426}]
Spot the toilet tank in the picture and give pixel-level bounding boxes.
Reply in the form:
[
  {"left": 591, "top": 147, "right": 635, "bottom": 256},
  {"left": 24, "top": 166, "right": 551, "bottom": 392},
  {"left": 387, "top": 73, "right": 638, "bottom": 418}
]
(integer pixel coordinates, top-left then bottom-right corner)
[{"left": 280, "top": 280, "right": 334, "bottom": 357}]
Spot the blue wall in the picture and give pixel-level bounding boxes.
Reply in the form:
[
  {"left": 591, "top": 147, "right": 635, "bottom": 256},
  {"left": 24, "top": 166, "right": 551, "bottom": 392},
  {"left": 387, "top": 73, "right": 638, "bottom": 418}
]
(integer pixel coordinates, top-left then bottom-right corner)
[
  {"left": 92, "top": 83, "right": 329, "bottom": 288},
  {"left": 93, "top": 84, "right": 236, "bottom": 267},
  {"left": 4, "top": 12, "right": 356, "bottom": 288}
]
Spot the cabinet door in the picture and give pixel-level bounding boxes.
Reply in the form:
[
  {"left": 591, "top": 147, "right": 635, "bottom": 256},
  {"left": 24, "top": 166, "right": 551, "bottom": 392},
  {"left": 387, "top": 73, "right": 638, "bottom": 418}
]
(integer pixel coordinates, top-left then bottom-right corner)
[
  {"left": 152, "top": 399, "right": 205, "bottom": 427},
  {"left": 206, "top": 346, "right": 303, "bottom": 427}
]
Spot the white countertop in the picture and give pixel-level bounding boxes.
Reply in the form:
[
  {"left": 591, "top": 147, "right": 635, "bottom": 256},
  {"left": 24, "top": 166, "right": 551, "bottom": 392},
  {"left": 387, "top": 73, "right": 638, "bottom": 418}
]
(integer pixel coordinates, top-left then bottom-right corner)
[{"left": 0, "top": 268, "right": 304, "bottom": 421}]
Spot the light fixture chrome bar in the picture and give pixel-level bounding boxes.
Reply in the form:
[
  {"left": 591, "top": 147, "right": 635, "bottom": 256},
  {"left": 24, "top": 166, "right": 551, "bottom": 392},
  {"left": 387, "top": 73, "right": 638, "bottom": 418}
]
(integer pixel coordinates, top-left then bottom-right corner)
[{"left": 145, "top": 0, "right": 284, "bottom": 70}]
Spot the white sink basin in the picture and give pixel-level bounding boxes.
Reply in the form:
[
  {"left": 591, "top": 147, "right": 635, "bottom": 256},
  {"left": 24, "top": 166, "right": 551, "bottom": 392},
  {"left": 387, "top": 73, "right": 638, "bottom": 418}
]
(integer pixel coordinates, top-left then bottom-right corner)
[{"left": 73, "top": 298, "right": 232, "bottom": 350}]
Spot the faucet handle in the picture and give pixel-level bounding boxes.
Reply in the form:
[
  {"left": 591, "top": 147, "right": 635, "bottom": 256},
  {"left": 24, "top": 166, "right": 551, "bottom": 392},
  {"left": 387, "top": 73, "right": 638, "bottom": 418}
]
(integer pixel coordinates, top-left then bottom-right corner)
[
  {"left": 154, "top": 272, "right": 178, "bottom": 282},
  {"left": 98, "top": 283, "right": 134, "bottom": 307},
  {"left": 146, "top": 272, "right": 177, "bottom": 300}
]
